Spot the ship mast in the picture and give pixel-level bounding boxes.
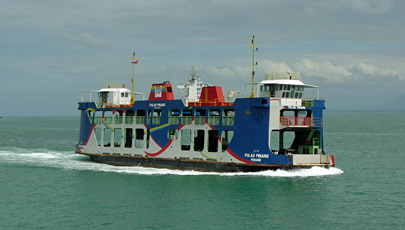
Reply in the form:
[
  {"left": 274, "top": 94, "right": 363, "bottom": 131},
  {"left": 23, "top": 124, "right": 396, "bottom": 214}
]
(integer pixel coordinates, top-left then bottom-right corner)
[
  {"left": 248, "top": 35, "right": 259, "bottom": 98},
  {"left": 129, "top": 51, "right": 139, "bottom": 104}
]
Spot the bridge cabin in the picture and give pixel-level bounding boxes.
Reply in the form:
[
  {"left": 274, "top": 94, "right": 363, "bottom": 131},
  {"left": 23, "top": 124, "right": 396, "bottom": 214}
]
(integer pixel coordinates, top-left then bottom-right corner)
[
  {"left": 97, "top": 83, "right": 132, "bottom": 108},
  {"left": 257, "top": 72, "right": 317, "bottom": 107}
]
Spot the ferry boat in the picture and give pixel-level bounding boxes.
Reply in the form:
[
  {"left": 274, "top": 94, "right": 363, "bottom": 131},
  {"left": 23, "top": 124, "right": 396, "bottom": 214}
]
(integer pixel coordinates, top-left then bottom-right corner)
[{"left": 76, "top": 38, "right": 335, "bottom": 172}]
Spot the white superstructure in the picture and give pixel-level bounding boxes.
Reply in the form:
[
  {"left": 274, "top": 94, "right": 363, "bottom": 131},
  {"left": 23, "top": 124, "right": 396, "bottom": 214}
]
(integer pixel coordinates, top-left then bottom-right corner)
[
  {"left": 177, "top": 67, "right": 205, "bottom": 104},
  {"left": 98, "top": 83, "right": 132, "bottom": 107},
  {"left": 257, "top": 72, "right": 318, "bottom": 106}
]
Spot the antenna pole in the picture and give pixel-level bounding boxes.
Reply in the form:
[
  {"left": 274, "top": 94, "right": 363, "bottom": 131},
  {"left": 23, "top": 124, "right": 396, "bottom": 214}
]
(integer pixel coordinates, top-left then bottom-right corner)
[
  {"left": 129, "top": 51, "right": 138, "bottom": 104},
  {"left": 248, "top": 35, "right": 259, "bottom": 98}
]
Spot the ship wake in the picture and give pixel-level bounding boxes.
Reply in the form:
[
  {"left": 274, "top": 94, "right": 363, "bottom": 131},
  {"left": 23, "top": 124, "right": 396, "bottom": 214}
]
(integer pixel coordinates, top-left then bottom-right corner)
[{"left": 0, "top": 147, "right": 343, "bottom": 177}]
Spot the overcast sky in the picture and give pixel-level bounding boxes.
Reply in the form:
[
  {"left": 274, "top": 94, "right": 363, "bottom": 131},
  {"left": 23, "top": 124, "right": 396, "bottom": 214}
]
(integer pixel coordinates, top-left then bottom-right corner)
[{"left": 1, "top": 0, "right": 404, "bottom": 116}]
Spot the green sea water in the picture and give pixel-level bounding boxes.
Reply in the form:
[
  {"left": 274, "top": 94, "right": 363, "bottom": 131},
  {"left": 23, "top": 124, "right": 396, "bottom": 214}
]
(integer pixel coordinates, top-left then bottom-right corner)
[{"left": 0, "top": 112, "right": 404, "bottom": 229}]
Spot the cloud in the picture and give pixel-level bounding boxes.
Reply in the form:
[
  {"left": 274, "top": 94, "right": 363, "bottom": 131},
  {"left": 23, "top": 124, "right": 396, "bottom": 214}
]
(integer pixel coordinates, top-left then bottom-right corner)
[
  {"left": 203, "top": 65, "right": 250, "bottom": 79},
  {"left": 57, "top": 32, "right": 109, "bottom": 49},
  {"left": 350, "top": 63, "right": 401, "bottom": 79},
  {"left": 258, "top": 59, "right": 293, "bottom": 73},
  {"left": 294, "top": 58, "right": 404, "bottom": 84},
  {"left": 294, "top": 59, "right": 352, "bottom": 83}
]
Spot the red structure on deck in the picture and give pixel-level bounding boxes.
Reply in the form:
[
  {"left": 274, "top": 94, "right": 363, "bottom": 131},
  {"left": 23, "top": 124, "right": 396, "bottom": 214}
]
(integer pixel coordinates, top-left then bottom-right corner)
[
  {"left": 189, "top": 86, "right": 232, "bottom": 106},
  {"left": 148, "top": 82, "right": 174, "bottom": 101}
]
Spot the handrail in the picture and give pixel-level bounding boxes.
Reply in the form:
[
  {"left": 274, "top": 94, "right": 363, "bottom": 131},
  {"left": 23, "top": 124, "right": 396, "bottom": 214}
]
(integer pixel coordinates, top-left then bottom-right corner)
[
  {"left": 265, "top": 72, "right": 298, "bottom": 80},
  {"left": 280, "top": 116, "right": 322, "bottom": 127}
]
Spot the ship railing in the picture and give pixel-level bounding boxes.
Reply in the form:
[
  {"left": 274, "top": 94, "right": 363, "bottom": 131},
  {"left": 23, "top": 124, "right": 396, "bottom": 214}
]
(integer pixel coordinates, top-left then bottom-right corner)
[
  {"left": 222, "top": 117, "right": 235, "bottom": 126},
  {"left": 90, "top": 117, "right": 103, "bottom": 124},
  {"left": 194, "top": 117, "right": 206, "bottom": 125},
  {"left": 114, "top": 117, "right": 123, "bottom": 124},
  {"left": 152, "top": 117, "right": 161, "bottom": 125},
  {"left": 181, "top": 117, "right": 193, "bottom": 125},
  {"left": 135, "top": 116, "right": 145, "bottom": 124},
  {"left": 208, "top": 117, "right": 220, "bottom": 125},
  {"left": 187, "top": 98, "right": 233, "bottom": 107},
  {"left": 280, "top": 116, "right": 322, "bottom": 127},
  {"left": 125, "top": 117, "right": 134, "bottom": 124},
  {"left": 168, "top": 117, "right": 180, "bottom": 125},
  {"left": 265, "top": 72, "right": 298, "bottom": 80},
  {"left": 302, "top": 99, "right": 314, "bottom": 107}
]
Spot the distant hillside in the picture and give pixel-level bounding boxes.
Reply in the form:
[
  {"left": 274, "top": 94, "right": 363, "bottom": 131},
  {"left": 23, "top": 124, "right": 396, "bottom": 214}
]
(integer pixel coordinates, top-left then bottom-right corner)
[{"left": 365, "top": 94, "right": 405, "bottom": 111}]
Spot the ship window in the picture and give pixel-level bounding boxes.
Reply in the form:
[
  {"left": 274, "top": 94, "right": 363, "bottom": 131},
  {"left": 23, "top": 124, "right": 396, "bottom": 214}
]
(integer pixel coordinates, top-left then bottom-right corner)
[
  {"left": 181, "top": 109, "right": 193, "bottom": 125},
  {"left": 169, "top": 109, "right": 180, "bottom": 125},
  {"left": 114, "top": 128, "right": 122, "bottom": 147},
  {"left": 103, "top": 128, "right": 112, "bottom": 147},
  {"left": 181, "top": 129, "right": 191, "bottom": 151},
  {"left": 195, "top": 109, "right": 206, "bottom": 125},
  {"left": 281, "top": 110, "right": 295, "bottom": 117},
  {"left": 286, "top": 92, "right": 290, "bottom": 98},
  {"left": 260, "top": 85, "right": 264, "bottom": 91},
  {"left": 208, "top": 130, "right": 219, "bottom": 152},
  {"left": 168, "top": 129, "right": 178, "bottom": 140},
  {"left": 98, "top": 92, "right": 108, "bottom": 97},
  {"left": 287, "top": 85, "right": 291, "bottom": 90},
  {"left": 194, "top": 130, "right": 205, "bottom": 151},
  {"left": 283, "top": 131, "right": 295, "bottom": 152},
  {"left": 221, "top": 130, "right": 234, "bottom": 152},
  {"left": 125, "top": 128, "right": 133, "bottom": 148},
  {"left": 222, "top": 109, "right": 235, "bottom": 126},
  {"left": 282, "top": 92, "right": 286, "bottom": 98},
  {"left": 135, "top": 129, "right": 144, "bottom": 149},
  {"left": 136, "top": 110, "right": 145, "bottom": 124},
  {"left": 125, "top": 110, "right": 134, "bottom": 124},
  {"left": 152, "top": 109, "right": 161, "bottom": 125},
  {"left": 94, "top": 128, "right": 102, "bottom": 146},
  {"left": 195, "top": 109, "right": 206, "bottom": 116},
  {"left": 121, "top": 93, "right": 124, "bottom": 97},
  {"left": 268, "top": 84, "right": 275, "bottom": 97},
  {"left": 208, "top": 109, "right": 220, "bottom": 125},
  {"left": 167, "top": 87, "right": 172, "bottom": 93},
  {"left": 270, "top": 130, "right": 280, "bottom": 154}
]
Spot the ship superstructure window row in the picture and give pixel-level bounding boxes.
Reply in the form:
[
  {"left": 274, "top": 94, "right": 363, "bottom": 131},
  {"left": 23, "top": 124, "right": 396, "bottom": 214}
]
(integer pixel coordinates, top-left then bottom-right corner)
[
  {"left": 87, "top": 108, "right": 235, "bottom": 127},
  {"left": 259, "top": 84, "right": 304, "bottom": 99}
]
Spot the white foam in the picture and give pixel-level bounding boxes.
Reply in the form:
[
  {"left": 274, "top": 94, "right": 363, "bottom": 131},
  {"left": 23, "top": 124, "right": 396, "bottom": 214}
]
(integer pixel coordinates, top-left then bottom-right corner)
[
  {"left": 0, "top": 148, "right": 343, "bottom": 177},
  {"left": 20, "top": 152, "right": 58, "bottom": 159}
]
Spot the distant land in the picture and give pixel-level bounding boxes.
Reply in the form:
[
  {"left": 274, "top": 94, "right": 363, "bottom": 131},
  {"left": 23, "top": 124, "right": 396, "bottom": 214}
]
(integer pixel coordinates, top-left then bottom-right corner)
[
  {"left": 328, "top": 94, "right": 405, "bottom": 112},
  {"left": 367, "top": 94, "right": 405, "bottom": 111}
]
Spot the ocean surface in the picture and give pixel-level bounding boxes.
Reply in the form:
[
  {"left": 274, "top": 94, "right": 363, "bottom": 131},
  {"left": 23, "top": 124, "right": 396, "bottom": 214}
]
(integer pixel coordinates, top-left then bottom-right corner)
[{"left": 0, "top": 112, "right": 404, "bottom": 229}]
